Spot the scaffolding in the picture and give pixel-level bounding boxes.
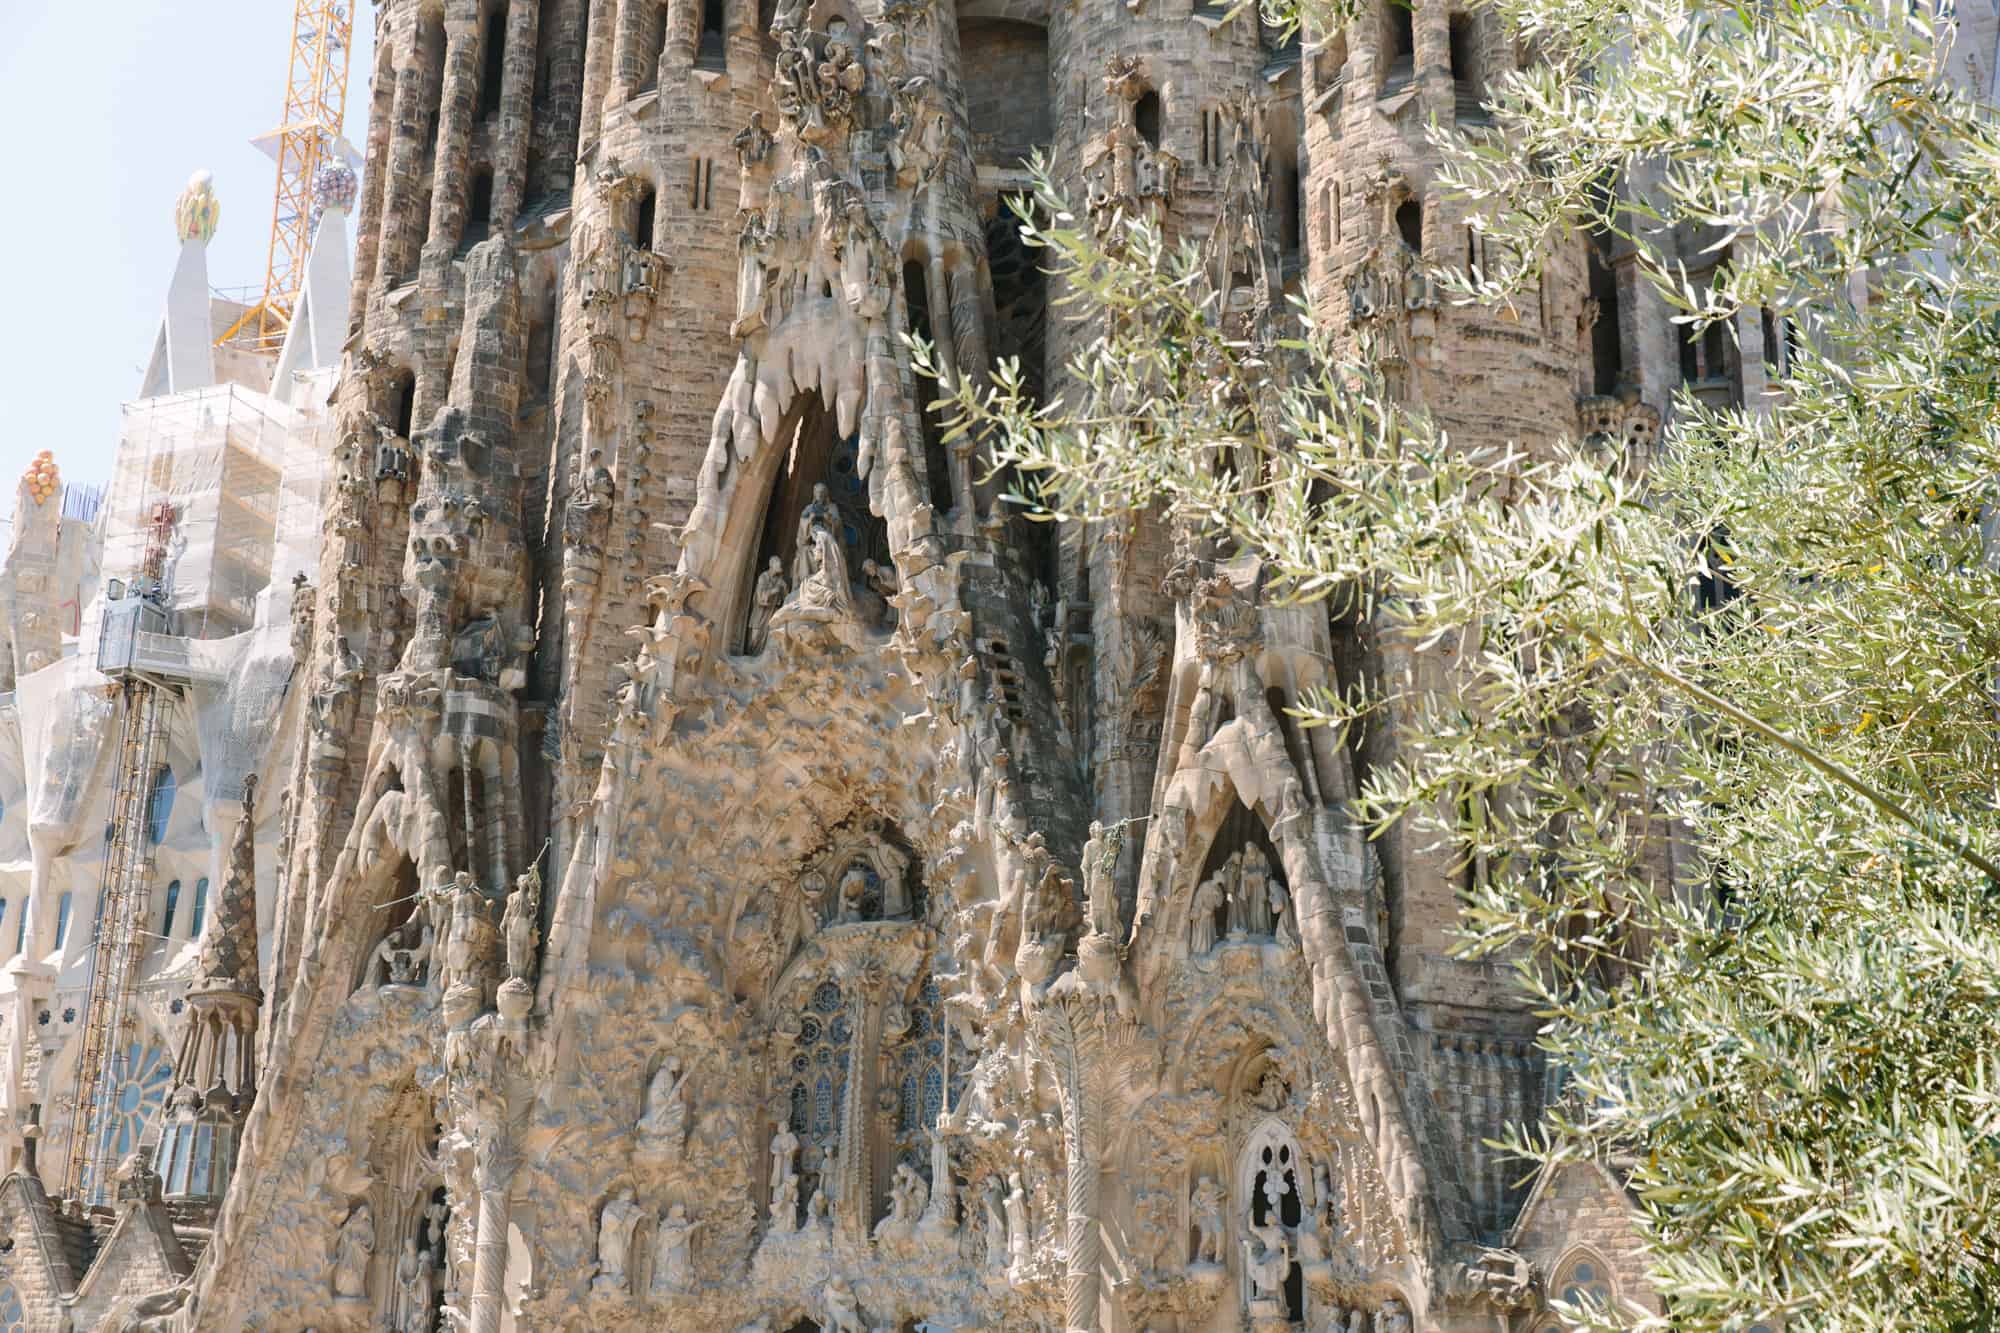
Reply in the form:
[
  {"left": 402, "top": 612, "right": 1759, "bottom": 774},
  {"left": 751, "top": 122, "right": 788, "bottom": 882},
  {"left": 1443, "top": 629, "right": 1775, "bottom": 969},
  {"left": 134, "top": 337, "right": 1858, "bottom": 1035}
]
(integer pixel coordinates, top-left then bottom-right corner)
[{"left": 103, "top": 384, "right": 316, "bottom": 643}]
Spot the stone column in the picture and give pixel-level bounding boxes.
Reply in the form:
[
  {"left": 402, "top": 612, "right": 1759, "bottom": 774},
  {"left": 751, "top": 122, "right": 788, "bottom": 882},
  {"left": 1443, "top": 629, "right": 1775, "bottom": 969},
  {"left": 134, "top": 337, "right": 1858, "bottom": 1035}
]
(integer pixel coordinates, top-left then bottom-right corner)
[
  {"left": 579, "top": 0, "right": 617, "bottom": 146},
  {"left": 947, "top": 262, "right": 999, "bottom": 524},
  {"left": 378, "top": 21, "right": 443, "bottom": 287},
  {"left": 427, "top": 11, "right": 485, "bottom": 254},
  {"left": 664, "top": 0, "right": 698, "bottom": 70},
  {"left": 491, "top": 0, "right": 543, "bottom": 228},
  {"left": 469, "top": 1135, "right": 515, "bottom": 1333},
  {"left": 611, "top": 0, "right": 653, "bottom": 102},
  {"left": 1029, "top": 992, "right": 1106, "bottom": 1333},
  {"left": 350, "top": 38, "right": 400, "bottom": 321},
  {"left": 835, "top": 971, "right": 887, "bottom": 1243}
]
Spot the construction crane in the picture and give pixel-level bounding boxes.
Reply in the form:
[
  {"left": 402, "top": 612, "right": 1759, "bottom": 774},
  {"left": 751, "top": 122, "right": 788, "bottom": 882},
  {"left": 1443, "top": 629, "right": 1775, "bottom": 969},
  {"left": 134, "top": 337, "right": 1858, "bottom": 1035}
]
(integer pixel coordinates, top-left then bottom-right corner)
[
  {"left": 63, "top": 503, "right": 186, "bottom": 1209},
  {"left": 216, "top": 0, "right": 357, "bottom": 352}
]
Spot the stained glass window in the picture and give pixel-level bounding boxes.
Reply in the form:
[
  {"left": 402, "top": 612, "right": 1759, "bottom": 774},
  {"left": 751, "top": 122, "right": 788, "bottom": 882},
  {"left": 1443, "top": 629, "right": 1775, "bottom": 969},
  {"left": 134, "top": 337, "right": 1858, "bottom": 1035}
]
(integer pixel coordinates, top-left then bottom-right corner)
[
  {"left": 885, "top": 977, "right": 964, "bottom": 1181},
  {"left": 147, "top": 766, "right": 176, "bottom": 845},
  {"left": 101, "top": 1042, "right": 173, "bottom": 1164},
  {"left": 0, "top": 1284, "right": 24, "bottom": 1333},
  {"left": 162, "top": 880, "right": 180, "bottom": 938},
  {"left": 786, "top": 978, "right": 853, "bottom": 1205}
]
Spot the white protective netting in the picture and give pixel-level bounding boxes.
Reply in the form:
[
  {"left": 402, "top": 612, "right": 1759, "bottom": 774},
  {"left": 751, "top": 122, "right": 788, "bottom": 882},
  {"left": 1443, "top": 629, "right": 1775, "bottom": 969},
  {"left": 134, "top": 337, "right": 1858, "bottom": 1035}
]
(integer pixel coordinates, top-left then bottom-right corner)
[{"left": 102, "top": 384, "right": 303, "bottom": 640}]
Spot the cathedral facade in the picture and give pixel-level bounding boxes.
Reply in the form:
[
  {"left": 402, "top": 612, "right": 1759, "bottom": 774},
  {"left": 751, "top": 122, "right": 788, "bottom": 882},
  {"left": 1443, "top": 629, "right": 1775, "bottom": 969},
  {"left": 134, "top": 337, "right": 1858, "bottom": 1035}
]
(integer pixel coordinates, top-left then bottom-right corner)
[{"left": 3, "top": 0, "right": 1866, "bottom": 1324}]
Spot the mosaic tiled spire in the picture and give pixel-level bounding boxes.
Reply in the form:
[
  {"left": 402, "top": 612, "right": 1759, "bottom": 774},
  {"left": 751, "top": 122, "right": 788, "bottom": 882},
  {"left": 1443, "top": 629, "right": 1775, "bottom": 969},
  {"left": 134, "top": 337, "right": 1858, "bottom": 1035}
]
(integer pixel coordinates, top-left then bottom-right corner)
[{"left": 191, "top": 774, "right": 261, "bottom": 1003}]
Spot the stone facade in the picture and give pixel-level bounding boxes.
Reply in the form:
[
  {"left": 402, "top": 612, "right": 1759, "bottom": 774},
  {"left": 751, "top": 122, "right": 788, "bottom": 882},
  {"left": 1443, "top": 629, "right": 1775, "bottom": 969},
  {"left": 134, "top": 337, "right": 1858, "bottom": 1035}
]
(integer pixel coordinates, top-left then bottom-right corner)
[{"left": 20, "top": 0, "right": 1954, "bottom": 1327}]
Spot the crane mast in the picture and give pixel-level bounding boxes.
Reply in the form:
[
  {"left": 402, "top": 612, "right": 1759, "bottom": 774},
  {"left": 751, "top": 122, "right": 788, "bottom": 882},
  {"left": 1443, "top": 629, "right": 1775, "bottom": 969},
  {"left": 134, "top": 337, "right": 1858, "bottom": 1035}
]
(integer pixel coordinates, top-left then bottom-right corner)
[
  {"left": 216, "top": 0, "right": 356, "bottom": 351},
  {"left": 63, "top": 503, "right": 184, "bottom": 1209}
]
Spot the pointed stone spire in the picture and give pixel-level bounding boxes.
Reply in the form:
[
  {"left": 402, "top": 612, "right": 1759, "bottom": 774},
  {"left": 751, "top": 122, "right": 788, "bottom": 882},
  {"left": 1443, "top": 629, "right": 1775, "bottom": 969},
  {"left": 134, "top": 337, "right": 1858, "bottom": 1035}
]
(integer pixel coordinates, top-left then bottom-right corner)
[
  {"left": 270, "top": 164, "right": 356, "bottom": 404},
  {"left": 138, "top": 171, "right": 220, "bottom": 398},
  {"left": 159, "top": 779, "right": 262, "bottom": 1205},
  {"left": 190, "top": 774, "right": 262, "bottom": 1003}
]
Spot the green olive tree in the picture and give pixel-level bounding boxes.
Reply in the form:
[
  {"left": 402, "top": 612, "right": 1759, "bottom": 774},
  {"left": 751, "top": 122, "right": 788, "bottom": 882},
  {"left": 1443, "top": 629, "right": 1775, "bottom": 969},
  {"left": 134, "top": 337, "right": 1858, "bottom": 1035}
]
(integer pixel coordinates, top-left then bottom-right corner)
[{"left": 929, "top": 1, "right": 2000, "bottom": 1326}]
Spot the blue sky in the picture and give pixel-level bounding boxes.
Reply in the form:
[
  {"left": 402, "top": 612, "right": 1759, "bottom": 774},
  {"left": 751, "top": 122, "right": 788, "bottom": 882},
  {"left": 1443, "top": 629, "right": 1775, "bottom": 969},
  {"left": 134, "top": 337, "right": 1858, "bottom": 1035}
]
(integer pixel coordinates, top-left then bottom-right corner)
[{"left": 0, "top": 4, "right": 374, "bottom": 495}]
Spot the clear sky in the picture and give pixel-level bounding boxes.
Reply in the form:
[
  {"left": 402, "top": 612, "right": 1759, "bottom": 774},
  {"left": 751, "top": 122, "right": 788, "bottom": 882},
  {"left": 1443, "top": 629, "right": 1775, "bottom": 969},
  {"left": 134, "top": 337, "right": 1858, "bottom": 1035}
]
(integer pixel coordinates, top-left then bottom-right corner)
[{"left": 0, "top": 4, "right": 375, "bottom": 495}]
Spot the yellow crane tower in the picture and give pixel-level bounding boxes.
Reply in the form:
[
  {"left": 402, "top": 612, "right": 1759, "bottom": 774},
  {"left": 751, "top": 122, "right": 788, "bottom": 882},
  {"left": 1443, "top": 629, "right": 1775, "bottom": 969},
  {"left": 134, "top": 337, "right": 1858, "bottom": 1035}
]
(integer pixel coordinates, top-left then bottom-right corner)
[{"left": 216, "top": 0, "right": 357, "bottom": 352}]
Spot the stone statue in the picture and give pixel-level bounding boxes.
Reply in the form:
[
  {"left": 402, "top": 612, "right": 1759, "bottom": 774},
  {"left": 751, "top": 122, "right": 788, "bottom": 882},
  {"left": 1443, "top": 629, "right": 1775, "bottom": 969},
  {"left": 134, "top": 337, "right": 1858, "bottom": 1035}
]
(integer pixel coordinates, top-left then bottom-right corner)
[
  {"left": 1251, "top": 1069, "right": 1288, "bottom": 1111},
  {"left": 372, "top": 919, "right": 433, "bottom": 987},
  {"left": 1191, "top": 1176, "right": 1225, "bottom": 1265},
  {"left": 982, "top": 1175, "right": 1008, "bottom": 1270},
  {"left": 502, "top": 863, "right": 540, "bottom": 984},
  {"left": 1242, "top": 1177, "right": 1292, "bottom": 1307},
  {"left": 806, "top": 1186, "right": 830, "bottom": 1228},
  {"left": 1376, "top": 1298, "right": 1412, "bottom": 1333},
  {"left": 1224, "top": 850, "right": 1249, "bottom": 937},
  {"left": 1243, "top": 846, "right": 1272, "bottom": 936},
  {"left": 791, "top": 482, "right": 855, "bottom": 617},
  {"left": 1189, "top": 873, "right": 1224, "bottom": 955},
  {"left": 769, "top": 1122, "right": 799, "bottom": 1193},
  {"left": 892, "top": 1162, "right": 928, "bottom": 1225},
  {"left": 771, "top": 1173, "right": 799, "bottom": 1230},
  {"left": 1005, "top": 1170, "right": 1031, "bottom": 1269},
  {"left": 1269, "top": 873, "right": 1293, "bottom": 947},
  {"left": 834, "top": 863, "right": 869, "bottom": 924},
  {"left": 637, "top": 1056, "right": 691, "bottom": 1150},
  {"left": 748, "top": 556, "right": 787, "bottom": 651},
  {"left": 331, "top": 1201, "right": 375, "bottom": 1303},
  {"left": 595, "top": 1189, "right": 644, "bottom": 1294},
  {"left": 1082, "top": 820, "right": 1121, "bottom": 939},
  {"left": 651, "top": 1203, "right": 701, "bottom": 1294},
  {"left": 395, "top": 1234, "right": 434, "bottom": 1333},
  {"left": 823, "top": 1275, "right": 867, "bottom": 1333}
]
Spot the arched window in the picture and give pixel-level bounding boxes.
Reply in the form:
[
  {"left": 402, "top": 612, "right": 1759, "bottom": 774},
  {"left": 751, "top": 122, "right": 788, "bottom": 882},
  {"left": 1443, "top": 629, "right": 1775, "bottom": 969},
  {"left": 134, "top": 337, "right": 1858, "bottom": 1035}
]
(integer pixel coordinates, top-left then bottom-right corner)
[
  {"left": 1237, "top": 1118, "right": 1306, "bottom": 1321},
  {"left": 53, "top": 893, "right": 73, "bottom": 950},
  {"left": 0, "top": 1283, "right": 24, "bottom": 1333},
  {"left": 781, "top": 978, "right": 854, "bottom": 1218},
  {"left": 392, "top": 370, "right": 418, "bottom": 439},
  {"left": 633, "top": 186, "right": 658, "bottom": 251},
  {"left": 1396, "top": 200, "right": 1423, "bottom": 255},
  {"left": 191, "top": 878, "right": 210, "bottom": 938},
  {"left": 147, "top": 766, "right": 177, "bottom": 845},
  {"left": 1134, "top": 90, "right": 1163, "bottom": 149},
  {"left": 1552, "top": 1249, "right": 1618, "bottom": 1320},
  {"left": 162, "top": 880, "right": 181, "bottom": 939},
  {"left": 697, "top": 0, "right": 727, "bottom": 69}
]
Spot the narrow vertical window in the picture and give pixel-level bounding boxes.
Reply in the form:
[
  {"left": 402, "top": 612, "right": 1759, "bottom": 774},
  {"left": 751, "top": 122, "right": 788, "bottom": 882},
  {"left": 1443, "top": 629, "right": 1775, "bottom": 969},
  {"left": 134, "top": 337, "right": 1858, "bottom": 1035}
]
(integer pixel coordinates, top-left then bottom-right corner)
[
  {"left": 13, "top": 898, "right": 26, "bottom": 955},
  {"left": 463, "top": 167, "right": 495, "bottom": 248},
  {"left": 148, "top": 767, "right": 176, "bottom": 845},
  {"left": 698, "top": 0, "right": 727, "bottom": 69},
  {"left": 479, "top": 6, "right": 509, "bottom": 119},
  {"left": 191, "top": 878, "right": 210, "bottom": 938},
  {"left": 162, "top": 880, "right": 181, "bottom": 939},
  {"left": 1134, "top": 91, "right": 1162, "bottom": 150},
  {"left": 1395, "top": 200, "right": 1423, "bottom": 254},
  {"left": 634, "top": 186, "right": 658, "bottom": 248},
  {"left": 54, "top": 893, "right": 72, "bottom": 950}
]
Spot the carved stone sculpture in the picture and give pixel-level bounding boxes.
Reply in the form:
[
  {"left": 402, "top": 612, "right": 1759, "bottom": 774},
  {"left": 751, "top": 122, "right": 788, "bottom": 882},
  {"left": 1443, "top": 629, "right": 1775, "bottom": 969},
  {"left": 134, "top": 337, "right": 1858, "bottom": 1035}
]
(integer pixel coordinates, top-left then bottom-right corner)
[
  {"left": 1190, "top": 874, "right": 1224, "bottom": 956},
  {"left": 595, "top": 1190, "right": 645, "bottom": 1295},
  {"left": 395, "top": 1234, "right": 436, "bottom": 1333},
  {"left": 982, "top": 1175, "right": 1008, "bottom": 1271},
  {"left": 331, "top": 1201, "right": 375, "bottom": 1304},
  {"left": 1005, "top": 1170, "right": 1031, "bottom": 1270},
  {"left": 637, "top": 1056, "right": 691, "bottom": 1152},
  {"left": 823, "top": 1275, "right": 867, "bottom": 1333},
  {"left": 651, "top": 1203, "right": 701, "bottom": 1295},
  {"left": 748, "top": 556, "right": 787, "bottom": 652},
  {"left": 1191, "top": 1176, "right": 1225, "bottom": 1265}
]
